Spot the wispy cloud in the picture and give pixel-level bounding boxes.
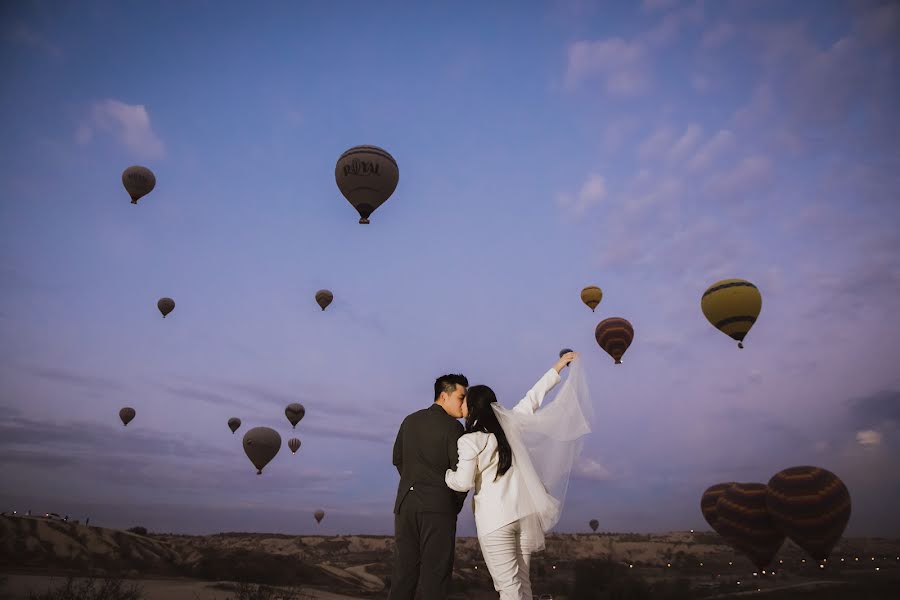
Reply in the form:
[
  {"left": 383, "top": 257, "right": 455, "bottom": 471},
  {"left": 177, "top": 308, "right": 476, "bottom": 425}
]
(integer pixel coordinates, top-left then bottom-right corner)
[
  {"left": 24, "top": 366, "right": 128, "bottom": 392},
  {"left": 77, "top": 99, "right": 165, "bottom": 159},
  {"left": 557, "top": 173, "right": 608, "bottom": 218},
  {"left": 564, "top": 38, "right": 650, "bottom": 95},
  {"left": 574, "top": 457, "right": 613, "bottom": 481},
  {"left": 5, "top": 22, "right": 63, "bottom": 58}
]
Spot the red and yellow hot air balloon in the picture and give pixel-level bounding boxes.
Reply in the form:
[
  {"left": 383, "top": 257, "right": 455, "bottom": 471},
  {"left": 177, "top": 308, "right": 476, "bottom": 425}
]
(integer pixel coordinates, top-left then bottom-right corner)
[
  {"left": 594, "top": 318, "right": 634, "bottom": 364},
  {"left": 766, "top": 466, "right": 851, "bottom": 562},
  {"left": 701, "top": 279, "right": 761, "bottom": 349},
  {"left": 714, "top": 483, "right": 785, "bottom": 570}
]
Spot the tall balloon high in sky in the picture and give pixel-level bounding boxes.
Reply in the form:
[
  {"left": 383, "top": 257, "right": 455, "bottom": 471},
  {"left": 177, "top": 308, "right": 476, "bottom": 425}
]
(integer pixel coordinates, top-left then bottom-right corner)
[
  {"left": 119, "top": 407, "right": 135, "bottom": 426},
  {"left": 227, "top": 418, "right": 241, "bottom": 434},
  {"left": 314, "top": 509, "right": 325, "bottom": 524},
  {"left": 157, "top": 297, "right": 175, "bottom": 318},
  {"left": 701, "top": 279, "right": 762, "bottom": 349},
  {"left": 595, "top": 317, "right": 634, "bottom": 364},
  {"left": 121, "top": 166, "right": 156, "bottom": 204},
  {"left": 315, "top": 289, "right": 333, "bottom": 311},
  {"left": 335, "top": 145, "right": 399, "bottom": 224},
  {"left": 285, "top": 403, "right": 305, "bottom": 429},
  {"left": 580, "top": 286, "right": 603, "bottom": 312},
  {"left": 766, "top": 466, "right": 852, "bottom": 561},
  {"left": 242, "top": 427, "right": 281, "bottom": 475},
  {"left": 288, "top": 438, "right": 301, "bottom": 454}
]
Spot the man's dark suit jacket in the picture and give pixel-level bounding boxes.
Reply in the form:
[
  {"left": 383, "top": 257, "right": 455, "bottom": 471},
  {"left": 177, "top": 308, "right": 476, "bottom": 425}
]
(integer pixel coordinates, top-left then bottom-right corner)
[{"left": 392, "top": 404, "right": 468, "bottom": 514}]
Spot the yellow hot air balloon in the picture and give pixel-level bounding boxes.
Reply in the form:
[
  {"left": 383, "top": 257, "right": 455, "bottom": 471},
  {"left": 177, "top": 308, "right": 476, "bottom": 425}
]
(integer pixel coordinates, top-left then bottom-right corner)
[
  {"left": 580, "top": 286, "right": 603, "bottom": 312},
  {"left": 701, "top": 279, "right": 762, "bottom": 349}
]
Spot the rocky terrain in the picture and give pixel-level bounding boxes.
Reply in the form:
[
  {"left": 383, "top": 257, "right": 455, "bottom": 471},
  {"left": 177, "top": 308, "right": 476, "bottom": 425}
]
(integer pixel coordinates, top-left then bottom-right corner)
[{"left": 2, "top": 515, "right": 899, "bottom": 599}]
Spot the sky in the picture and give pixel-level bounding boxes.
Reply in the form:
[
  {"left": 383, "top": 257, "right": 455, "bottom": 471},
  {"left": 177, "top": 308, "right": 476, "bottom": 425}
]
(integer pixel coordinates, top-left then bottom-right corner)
[{"left": 1, "top": 0, "right": 898, "bottom": 538}]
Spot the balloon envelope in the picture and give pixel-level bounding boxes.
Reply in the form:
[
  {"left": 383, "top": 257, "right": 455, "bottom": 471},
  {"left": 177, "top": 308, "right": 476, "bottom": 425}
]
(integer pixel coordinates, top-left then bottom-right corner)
[
  {"left": 589, "top": 519, "right": 599, "bottom": 532},
  {"left": 288, "top": 438, "right": 301, "bottom": 454},
  {"left": 315, "top": 290, "right": 333, "bottom": 311},
  {"left": 701, "top": 482, "right": 737, "bottom": 536},
  {"left": 595, "top": 317, "right": 634, "bottom": 364},
  {"left": 227, "top": 418, "right": 241, "bottom": 434},
  {"left": 285, "top": 403, "right": 305, "bottom": 428},
  {"left": 766, "top": 466, "right": 851, "bottom": 561},
  {"left": 314, "top": 509, "right": 325, "bottom": 523},
  {"left": 335, "top": 145, "right": 399, "bottom": 224},
  {"left": 715, "top": 483, "right": 785, "bottom": 570},
  {"left": 157, "top": 297, "right": 175, "bottom": 318},
  {"left": 119, "top": 407, "right": 136, "bottom": 426},
  {"left": 122, "top": 166, "right": 156, "bottom": 204},
  {"left": 242, "top": 427, "right": 281, "bottom": 474},
  {"left": 701, "top": 279, "right": 762, "bottom": 349},
  {"left": 580, "top": 286, "right": 603, "bottom": 312}
]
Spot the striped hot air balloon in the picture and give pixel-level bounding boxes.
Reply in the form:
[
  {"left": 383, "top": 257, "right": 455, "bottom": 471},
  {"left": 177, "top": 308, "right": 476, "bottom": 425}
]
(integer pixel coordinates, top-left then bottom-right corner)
[
  {"left": 285, "top": 403, "right": 305, "bottom": 429},
  {"left": 715, "top": 483, "right": 785, "bottom": 570},
  {"left": 701, "top": 279, "right": 761, "bottom": 349},
  {"left": 594, "top": 317, "right": 634, "bottom": 364},
  {"left": 315, "top": 289, "right": 333, "bottom": 311},
  {"left": 701, "top": 482, "right": 737, "bottom": 536},
  {"left": 288, "top": 438, "right": 301, "bottom": 454},
  {"left": 766, "top": 466, "right": 851, "bottom": 561}
]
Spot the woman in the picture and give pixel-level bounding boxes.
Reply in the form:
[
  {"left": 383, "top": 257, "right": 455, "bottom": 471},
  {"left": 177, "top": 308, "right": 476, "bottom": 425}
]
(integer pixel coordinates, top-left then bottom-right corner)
[{"left": 445, "top": 351, "right": 591, "bottom": 599}]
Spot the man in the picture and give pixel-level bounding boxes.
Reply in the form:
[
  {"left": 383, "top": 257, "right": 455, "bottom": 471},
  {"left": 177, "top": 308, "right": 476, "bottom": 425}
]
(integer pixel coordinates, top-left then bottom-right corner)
[{"left": 389, "top": 373, "right": 469, "bottom": 600}]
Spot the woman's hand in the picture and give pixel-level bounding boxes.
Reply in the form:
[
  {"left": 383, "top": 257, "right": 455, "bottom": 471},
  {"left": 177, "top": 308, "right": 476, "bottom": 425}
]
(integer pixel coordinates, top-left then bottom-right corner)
[{"left": 554, "top": 351, "right": 578, "bottom": 373}]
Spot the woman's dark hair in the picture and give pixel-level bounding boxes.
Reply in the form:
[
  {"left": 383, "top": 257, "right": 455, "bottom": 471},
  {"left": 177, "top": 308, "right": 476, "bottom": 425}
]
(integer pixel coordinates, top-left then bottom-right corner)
[{"left": 464, "top": 385, "right": 512, "bottom": 480}]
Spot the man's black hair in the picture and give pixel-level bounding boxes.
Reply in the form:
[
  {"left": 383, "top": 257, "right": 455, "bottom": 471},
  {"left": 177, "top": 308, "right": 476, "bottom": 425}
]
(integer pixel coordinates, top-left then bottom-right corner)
[{"left": 434, "top": 374, "right": 468, "bottom": 401}]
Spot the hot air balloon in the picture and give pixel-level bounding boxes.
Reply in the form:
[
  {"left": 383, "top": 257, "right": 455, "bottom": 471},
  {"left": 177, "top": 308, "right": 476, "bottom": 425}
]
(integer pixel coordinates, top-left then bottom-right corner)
[
  {"left": 589, "top": 519, "right": 599, "bottom": 532},
  {"left": 580, "top": 286, "right": 603, "bottom": 312},
  {"left": 594, "top": 318, "right": 634, "bottom": 364},
  {"left": 766, "top": 466, "right": 851, "bottom": 561},
  {"left": 119, "top": 407, "right": 136, "bottom": 426},
  {"left": 714, "top": 483, "right": 785, "bottom": 570},
  {"left": 242, "top": 427, "right": 281, "bottom": 475},
  {"left": 701, "top": 279, "right": 762, "bottom": 349},
  {"left": 315, "top": 290, "right": 333, "bottom": 311},
  {"left": 335, "top": 145, "right": 399, "bottom": 224},
  {"left": 157, "top": 297, "right": 175, "bottom": 318},
  {"left": 288, "top": 438, "right": 301, "bottom": 454},
  {"left": 285, "top": 403, "right": 305, "bottom": 429},
  {"left": 314, "top": 509, "right": 325, "bottom": 524},
  {"left": 701, "top": 482, "right": 737, "bottom": 536},
  {"left": 122, "top": 166, "right": 156, "bottom": 204},
  {"left": 227, "top": 418, "right": 241, "bottom": 434}
]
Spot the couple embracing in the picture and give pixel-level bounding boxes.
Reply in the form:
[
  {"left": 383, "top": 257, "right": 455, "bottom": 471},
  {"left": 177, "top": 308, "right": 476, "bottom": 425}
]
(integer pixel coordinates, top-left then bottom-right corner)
[{"left": 389, "top": 351, "right": 593, "bottom": 599}]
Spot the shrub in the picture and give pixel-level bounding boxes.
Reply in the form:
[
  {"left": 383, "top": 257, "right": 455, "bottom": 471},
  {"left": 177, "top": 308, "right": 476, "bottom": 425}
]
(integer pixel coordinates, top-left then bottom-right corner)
[
  {"left": 127, "top": 526, "right": 148, "bottom": 536},
  {"left": 27, "top": 577, "right": 144, "bottom": 600}
]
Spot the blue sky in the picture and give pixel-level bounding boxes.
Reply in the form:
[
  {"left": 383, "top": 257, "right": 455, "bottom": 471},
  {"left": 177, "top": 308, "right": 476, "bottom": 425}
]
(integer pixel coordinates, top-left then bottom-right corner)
[{"left": 1, "top": 0, "right": 898, "bottom": 537}]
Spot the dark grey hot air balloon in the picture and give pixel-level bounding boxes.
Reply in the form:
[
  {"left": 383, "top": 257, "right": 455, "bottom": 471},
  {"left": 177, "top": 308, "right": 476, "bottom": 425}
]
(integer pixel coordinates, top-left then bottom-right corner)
[
  {"left": 288, "top": 438, "right": 301, "bottom": 454},
  {"left": 227, "top": 417, "right": 241, "bottom": 434},
  {"left": 119, "top": 407, "right": 136, "bottom": 426},
  {"left": 157, "top": 297, "right": 175, "bottom": 318},
  {"left": 285, "top": 403, "right": 305, "bottom": 429},
  {"left": 315, "top": 290, "right": 333, "bottom": 311},
  {"left": 335, "top": 145, "right": 399, "bottom": 224},
  {"left": 122, "top": 166, "right": 156, "bottom": 204},
  {"left": 589, "top": 519, "right": 599, "bottom": 532},
  {"left": 314, "top": 509, "right": 325, "bottom": 524},
  {"left": 242, "top": 427, "right": 281, "bottom": 475}
]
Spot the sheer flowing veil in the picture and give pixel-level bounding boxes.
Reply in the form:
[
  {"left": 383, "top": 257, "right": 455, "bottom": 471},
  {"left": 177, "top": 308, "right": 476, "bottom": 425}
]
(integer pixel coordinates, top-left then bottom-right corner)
[{"left": 491, "top": 356, "right": 593, "bottom": 552}]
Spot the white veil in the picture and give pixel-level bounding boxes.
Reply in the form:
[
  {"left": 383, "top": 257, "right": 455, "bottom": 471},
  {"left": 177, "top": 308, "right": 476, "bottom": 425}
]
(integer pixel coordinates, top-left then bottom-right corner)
[{"left": 490, "top": 357, "right": 593, "bottom": 552}]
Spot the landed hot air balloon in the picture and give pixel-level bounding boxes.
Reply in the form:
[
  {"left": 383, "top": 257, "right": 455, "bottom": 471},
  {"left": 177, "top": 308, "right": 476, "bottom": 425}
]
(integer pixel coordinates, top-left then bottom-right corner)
[
  {"left": 288, "top": 438, "right": 301, "bottom": 454},
  {"left": 701, "top": 482, "right": 737, "bottom": 536},
  {"left": 227, "top": 418, "right": 241, "bottom": 434},
  {"left": 715, "top": 483, "right": 785, "bottom": 570},
  {"left": 335, "top": 145, "right": 399, "bottom": 224},
  {"left": 314, "top": 509, "right": 325, "bottom": 524},
  {"left": 285, "top": 403, "right": 305, "bottom": 429},
  {"left": 315, "top": 290, "right": 333, "bottom": 311},
  {"left": 589, "top": 519, "right": 599, "bottom": 532},
  {"left": 701, "top": 279, "right": 762, "bottom": 349},
  {"left": 580, "top": 286, "right": 603, "bottom": 312},
  {"left": 122, "top": 166, "right": 156, "bottom": 204},
  {"left": 766, "top": 466, "right": 851, "bottom": 561},
  {"left": 242, "top": 427, "right": 281, "bottom": 475},
  {"left": 157, "top": 297, "right": 175, "bottom": 318},
  {"left": 595, "top": 318, "right": 634, "bottom": 364},
  {"left": 119, "top": 407, "right": 136, "bottom": 426}
]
